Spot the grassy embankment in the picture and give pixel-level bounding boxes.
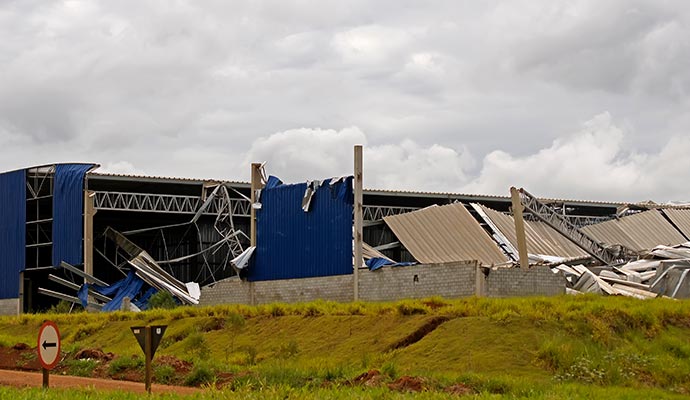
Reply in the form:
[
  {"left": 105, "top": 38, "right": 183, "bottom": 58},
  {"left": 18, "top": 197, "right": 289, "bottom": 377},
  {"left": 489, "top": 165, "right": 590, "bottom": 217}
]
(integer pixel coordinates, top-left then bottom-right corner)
[{"left": 1, "top": 295, "right": 690, "bottom": 399}]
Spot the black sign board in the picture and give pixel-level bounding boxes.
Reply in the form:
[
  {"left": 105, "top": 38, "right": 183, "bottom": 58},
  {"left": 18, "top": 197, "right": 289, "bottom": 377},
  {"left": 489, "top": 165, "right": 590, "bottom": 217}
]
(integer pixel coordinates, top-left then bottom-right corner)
[{"left": 130, "top": 325, "right": 167, "bottom": 357}]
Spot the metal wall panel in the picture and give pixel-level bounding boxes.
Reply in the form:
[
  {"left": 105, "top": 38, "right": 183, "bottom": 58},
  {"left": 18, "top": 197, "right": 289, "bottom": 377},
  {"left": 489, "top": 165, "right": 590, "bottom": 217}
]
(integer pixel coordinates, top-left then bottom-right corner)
[
  {"left": 52, "top": 164, "right": 94, "bottom": 266},
  {"left": 249, "top": 177, "right": 353, "bottom": 281},
  {"left": 0, "top": 169, "right": 26, "bottom": 299},
  {"left": 383, "top": 203, "right": 507, "bottom": 265}
]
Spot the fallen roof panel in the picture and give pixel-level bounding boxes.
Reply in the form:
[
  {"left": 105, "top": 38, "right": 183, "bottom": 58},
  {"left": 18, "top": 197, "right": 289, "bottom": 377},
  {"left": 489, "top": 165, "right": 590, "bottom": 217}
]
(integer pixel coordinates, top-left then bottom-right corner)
[
  {"left": 661, "top": 209, "right": 690, "bottom": 240},
  {"left": 383, "top": 203, "right": 507, "bottom": 265},
  {"left": 581, "top": 210, "right": 686, "bottom": 252}
]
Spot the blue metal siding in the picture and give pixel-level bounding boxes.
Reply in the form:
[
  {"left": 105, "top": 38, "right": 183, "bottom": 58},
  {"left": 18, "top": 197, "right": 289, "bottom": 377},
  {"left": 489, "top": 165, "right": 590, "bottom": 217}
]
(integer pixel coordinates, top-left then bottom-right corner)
[
  {"left": 0, "top": 170, "right": 26, "bottom": 299},
  {"left": 249, "top": 177, "right": 353, "bottom": 281},
  {"left": 52, "top": 164, "right": 94, "bottom": 266}
]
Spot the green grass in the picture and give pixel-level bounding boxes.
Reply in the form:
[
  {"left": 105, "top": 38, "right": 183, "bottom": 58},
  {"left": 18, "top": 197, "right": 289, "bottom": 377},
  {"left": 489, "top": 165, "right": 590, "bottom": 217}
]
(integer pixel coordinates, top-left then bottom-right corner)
[{"left": 3, "top": 296, "right": 690, "bottom": 397}]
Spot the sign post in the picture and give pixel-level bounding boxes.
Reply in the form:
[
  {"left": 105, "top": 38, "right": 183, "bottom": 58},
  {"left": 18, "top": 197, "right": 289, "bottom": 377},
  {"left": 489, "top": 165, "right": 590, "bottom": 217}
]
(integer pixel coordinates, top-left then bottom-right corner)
[
  {"left": 131, "top": 325, "right": 167, "bottom": 393},
  {"left": 37, "top": 321, "right": 61, "bottom": 389}
]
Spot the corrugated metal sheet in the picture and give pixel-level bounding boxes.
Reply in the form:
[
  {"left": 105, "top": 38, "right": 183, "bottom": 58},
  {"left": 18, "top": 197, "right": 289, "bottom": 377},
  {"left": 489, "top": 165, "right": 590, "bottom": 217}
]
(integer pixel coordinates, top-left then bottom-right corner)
[
  {"left": 0, "top": 169, "right": 26, "bottom": 299},
  {"left": 581, "top": 219, "right": 637, "bottom": 250},
  {"left": 52, "top": 164, "right": 95, "bottom": 266},
  {"left": 475, "top": 205, "right": 587, "bottom": 258},
  {"left": 617, "top": 210, "right": 687, "bottom": 250},
  {"left": 581, "top": 210, "right": 686, "bottom": 252},
  {"left": 661, "top": 209, "right": 690, "bottom": 240},
  {"left": 383, "top": 203, "right": 506, "bottom": 265},
  {"left": 249, "top": 177, "right": 353, "bottom": 281},
  {"left": 530, "top": 222, "right": 589, "bottom": 257}
]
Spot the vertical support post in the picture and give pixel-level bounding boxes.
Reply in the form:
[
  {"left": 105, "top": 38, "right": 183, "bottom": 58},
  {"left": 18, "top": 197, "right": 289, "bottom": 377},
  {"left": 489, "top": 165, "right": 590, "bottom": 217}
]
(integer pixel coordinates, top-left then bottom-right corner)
[
  {"left": 18, "top": 271, "right": 24, "bottom": 314},
  {"left": 249, "top": 163, "right": 263, "bottom": 305},
  {"left": 145, "top": 326, "right": 152, "bottom": 394},
  {"left": 510, "top": 187, "right": 530, "bottom": 269},
  {"left": 353, "top": 145, "right": 363, "bottom": 301},
  {"left": 250, "top": 163, "right": 263, "bottom": 248},
  {"left": 83, "top": 190, "right": 96, "bottom": 281},
  {"left": 42, "top": 367, "right": 49, "bottom": 388}
]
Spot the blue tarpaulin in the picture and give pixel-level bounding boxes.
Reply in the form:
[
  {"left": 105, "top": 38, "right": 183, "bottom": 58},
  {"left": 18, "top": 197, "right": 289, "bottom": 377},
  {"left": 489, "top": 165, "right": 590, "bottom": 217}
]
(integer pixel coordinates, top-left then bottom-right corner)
[
  {"left": 249, "top": 176, "right": 354, "bottom": 281},
  {"left": 78, "top": 270, "right": 156, "bottom": 311},
  {"left": 365, "top": 257, "right": 416, "bottom": 271},
  {"left": 0, "top": 169, "right": 26, "bottom": 299},
  {"left": 52, "top": 164, "right": 94, "bottom": 267}
]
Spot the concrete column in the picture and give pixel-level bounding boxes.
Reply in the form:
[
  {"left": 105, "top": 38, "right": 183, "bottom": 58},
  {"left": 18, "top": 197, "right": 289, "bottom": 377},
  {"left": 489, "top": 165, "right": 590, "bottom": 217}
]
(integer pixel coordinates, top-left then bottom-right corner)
[{"left": 353, "top": 145, "right": 363, "bottom": 301}]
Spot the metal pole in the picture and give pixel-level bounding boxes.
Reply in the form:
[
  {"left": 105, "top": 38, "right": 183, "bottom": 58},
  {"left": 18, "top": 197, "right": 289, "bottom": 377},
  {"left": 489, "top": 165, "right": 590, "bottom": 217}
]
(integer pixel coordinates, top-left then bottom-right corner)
[
  {"left": 510, "top": 187, "right": 530, "bottom": 269},
  {"left": 42, "top": 367, "right": 49, "bottom": 388},
  {"left": 354, "top": 145, "right": 363, "bottom": 301},
  {"left": 145, "top": 326, "right": 152, "bottom": 393}
]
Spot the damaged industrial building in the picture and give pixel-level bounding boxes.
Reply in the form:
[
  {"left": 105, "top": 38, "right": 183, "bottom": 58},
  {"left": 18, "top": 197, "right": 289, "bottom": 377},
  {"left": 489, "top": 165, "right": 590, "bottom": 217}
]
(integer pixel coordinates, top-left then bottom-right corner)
[{"left": 2, "top": 151, "right": 690, "bottom": 315}]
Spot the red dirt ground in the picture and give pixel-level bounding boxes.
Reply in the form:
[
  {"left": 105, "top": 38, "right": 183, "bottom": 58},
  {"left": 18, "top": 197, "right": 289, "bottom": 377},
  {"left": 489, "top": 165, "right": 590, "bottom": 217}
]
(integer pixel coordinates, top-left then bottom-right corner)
[
  {"left": 0, "top": 369, "right": 202, "bottom": 394},
  {"left": 0, "top": 343, "right": 204, "bottom": 393}
]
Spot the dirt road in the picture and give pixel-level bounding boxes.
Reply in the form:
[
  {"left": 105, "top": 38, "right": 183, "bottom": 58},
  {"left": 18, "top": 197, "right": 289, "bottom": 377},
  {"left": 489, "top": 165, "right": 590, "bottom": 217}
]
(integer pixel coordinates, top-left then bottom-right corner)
[{"left": 0, "top": 369, "right": 202, "bottom": 395}]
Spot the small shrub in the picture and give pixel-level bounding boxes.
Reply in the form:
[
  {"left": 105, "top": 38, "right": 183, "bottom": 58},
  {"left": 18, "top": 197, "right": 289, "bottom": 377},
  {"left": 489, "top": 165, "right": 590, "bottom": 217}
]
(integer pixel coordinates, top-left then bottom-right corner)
[
  {"left": 108, "top": 356, "right": 144, "bottom": 376},
  {"left": 48, "top": 300, "right": 82, "bottom": 314},
  {"left": 65, "top": 359, "right": 98, "bottom": 377},
  {"left": 396, "top": 302, "right": 429, "bottom": 316},
  {"left": 554, "top": 356, "right": 606, "bottom": 384},
  {"left": 184, "top": 363, "right": 214, "bottom": 386},
  {"left": 184, "top": 332, "right": 210, "bottom": 360},
  {"left": 148, "top": 291, "right": 178, "bottom": 310},
  {"left": 302, "top": 304, "right": 323, "bottom": 317},
  {"left": 268, "top": 304, "right": 286, "bottom": 317},
  {"left": 200, "top": 317, "right": 225, "bottom": 332},
  {"left": 154, "top": 365, "right": 176, "bottom": 384},
  {"left": 381, "top": 361, "right": 398, "bottom": 380},
  {"left": 276, "top": 340, "right": 300, "bottom": 359},
  {"left": 239, "top": 345, "right": 258, "bottom": 365}
]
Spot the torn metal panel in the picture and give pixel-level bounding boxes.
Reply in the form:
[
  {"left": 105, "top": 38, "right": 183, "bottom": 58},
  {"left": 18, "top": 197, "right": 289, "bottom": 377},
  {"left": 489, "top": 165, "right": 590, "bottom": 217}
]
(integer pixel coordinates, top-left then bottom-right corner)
[
  {"left": 383, "top": 203, "right": 507, "bottom": 265},
  {"left": 473, "top": 204, "right": 588, "bottom": 259},
  {"left": 230, "top": 246, "right": 255, "bottom": 273},
  {"left": 128, "top": 251, "right": 198, "bottom": 305},
  {"left": 650, "top": 242, "right": 690, "bottom": 259}
]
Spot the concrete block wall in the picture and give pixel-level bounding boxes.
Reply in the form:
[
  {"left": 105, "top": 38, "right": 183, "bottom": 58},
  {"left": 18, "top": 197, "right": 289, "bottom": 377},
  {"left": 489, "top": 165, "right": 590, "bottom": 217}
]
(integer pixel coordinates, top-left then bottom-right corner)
[
  {"left": 484, "top": 266, "right": 565, "bottom": 297},
  {"left": 0, "top": 298, "right": 19, "bottom": 316},
  {"left": 253, "top": 274, "right": 354, "bottom": 304},
  {"left": 358, "top": 261, "right": 477, "bottom": 302},
  {"left": 199, "top": 263, "right": 566, "bottom": 306},
  {"left": 200, "top": 278, "right": 252, "bottom": 306},
  {"left": 199, "top": 274, "right": 354, "bottom": 305}
]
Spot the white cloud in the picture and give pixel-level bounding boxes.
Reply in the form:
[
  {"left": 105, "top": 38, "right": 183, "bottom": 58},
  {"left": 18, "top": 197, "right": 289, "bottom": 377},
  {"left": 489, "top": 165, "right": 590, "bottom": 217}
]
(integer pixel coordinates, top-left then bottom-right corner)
[
  {"left": 242, "top": 126, "right": 474, "bottom": 191},
  {"left": 463, "top": 113, "right": 690, "bottom": 202},
  {"left": 100, "top": 161, "right": 146, "bottom": 176}
]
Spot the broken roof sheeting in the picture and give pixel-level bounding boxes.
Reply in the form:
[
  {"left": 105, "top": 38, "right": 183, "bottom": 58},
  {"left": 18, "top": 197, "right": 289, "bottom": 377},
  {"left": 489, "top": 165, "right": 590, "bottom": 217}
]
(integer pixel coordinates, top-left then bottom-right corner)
[
  {"left": 474, "top": 204, "right": 588, "bottom": 258},
  {"left": 383, "top": 203, "right": 507, "bottom": 265},
  {"left": 660, "top": 209, "right": 690, "bottom": 240},
  {"left": 581, "top": 210, "right": 686, "bottom": 252}
]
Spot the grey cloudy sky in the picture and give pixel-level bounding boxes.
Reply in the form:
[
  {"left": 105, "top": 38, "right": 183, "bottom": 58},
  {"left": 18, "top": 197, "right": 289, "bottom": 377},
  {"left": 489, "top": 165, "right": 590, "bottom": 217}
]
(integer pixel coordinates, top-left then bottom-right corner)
[{"left": 1, "top": 1, "right": 689, "bottom": 202}]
